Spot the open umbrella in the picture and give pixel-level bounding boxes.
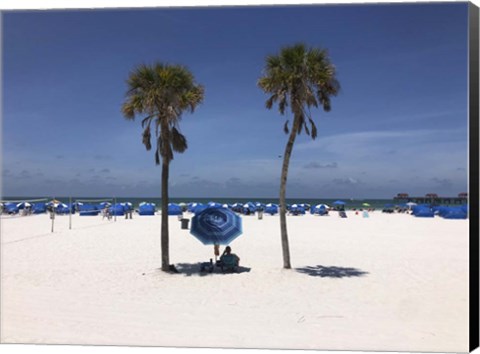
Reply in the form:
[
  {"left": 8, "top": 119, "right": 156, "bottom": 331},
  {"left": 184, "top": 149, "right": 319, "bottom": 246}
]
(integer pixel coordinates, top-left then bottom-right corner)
[
  {"left": 16, "top": 202, "right": 31, "bottom": 209},
  {"left": 406, "top": 202, "right": 417, "bottom": 210},
  {"left": 332, "top": 200, "right": 346, "bottom": 205},
  {"left": 190, "top": 207, "right": 243, "bottom": 246},
  {"left": 362, "top": 203, "right": 371, "bottom": 207}
]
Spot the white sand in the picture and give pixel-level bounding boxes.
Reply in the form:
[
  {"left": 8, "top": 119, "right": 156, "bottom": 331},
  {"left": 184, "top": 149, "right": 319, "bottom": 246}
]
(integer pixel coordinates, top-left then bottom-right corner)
[{"left": 0, "top": 211, "right": 469, "bottom": 352}]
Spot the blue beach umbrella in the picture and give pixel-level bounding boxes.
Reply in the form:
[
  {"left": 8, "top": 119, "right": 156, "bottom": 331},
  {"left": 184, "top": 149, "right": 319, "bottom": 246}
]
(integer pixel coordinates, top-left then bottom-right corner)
[
  {"left": 190, "top": 207, "right": 243, "bottom": 246},
  {"left": 332, "top": 200, "right": 346, "bottom": 205}
]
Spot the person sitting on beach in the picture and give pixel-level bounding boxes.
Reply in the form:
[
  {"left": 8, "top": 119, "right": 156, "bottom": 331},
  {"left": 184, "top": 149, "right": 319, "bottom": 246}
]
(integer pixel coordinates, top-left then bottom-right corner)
[{"left": 219, "top": 246, "right": 240, "bottom": 272}]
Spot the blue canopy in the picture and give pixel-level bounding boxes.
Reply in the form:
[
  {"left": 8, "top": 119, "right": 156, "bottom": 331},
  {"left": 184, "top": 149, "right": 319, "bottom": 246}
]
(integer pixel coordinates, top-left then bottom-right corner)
[
  {"left": 194, "top": 204, "right": 208, "bottom": 214},
  {"left": 265, "top": 203, "right": 278, "bottom": 215},
  {"left": 121, "top": 202, "right": 133, "bottom": 211},
  {"left": 190, "top": 207, "right": 243, "bottom": 245},
  {"left": 78, "top": 204, "right": 98, "bottom": 211},
  {"left": 139, "top": 202, "right": 156, "bottom": 215},
  {"left": 32, "top": 202, "right": 47, "bottom": 214},
  {"left": 99, "top": 202, "right": 111, "bottom": 208},
  {"left": 289, "top": 204, "right": 306, "bottom": 214},
  {"left": 55, "top": 203, "right": 70, "bottom": 214},
  {"left": 109, "top": 204, "right": 125, "bottom": 216},
  {"left": 3, "top": 203, "right": 19, "bottom": 214},
  {"left": 311, "top": 204, "right": 328, "bottom": 215},
  {"left": 167, "top": 203, "right": 183, "bottom": 215},
  {"left": 413, "top": 207, "right": 434, "bottom": 218},
  {"left": 332, "top": 200, "right": 346, "bottom": 205},
  {"left": 443, "top": 209, "right": 467, "bottom": 219},
  {"left": 207, "top": 201, "right": 223, "bottom": 209}
]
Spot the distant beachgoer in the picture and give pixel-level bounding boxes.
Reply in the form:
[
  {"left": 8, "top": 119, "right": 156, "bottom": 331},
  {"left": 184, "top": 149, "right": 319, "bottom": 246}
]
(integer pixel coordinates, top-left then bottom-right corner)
[
  {"left": 219, "top": 246, "right": 240, "bottom": 271},
  {"left": 103, "top": 207, "right": 111, "bottom": 220}
]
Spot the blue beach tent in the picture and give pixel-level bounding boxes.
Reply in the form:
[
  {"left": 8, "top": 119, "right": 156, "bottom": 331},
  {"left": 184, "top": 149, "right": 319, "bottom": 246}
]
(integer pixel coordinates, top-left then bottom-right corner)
[
  {"left": 242, "top": 202, "right": 256, "bottom": 214},
  {"left": 167, "top": 203, "right": 183, "bottom": 216},
  {"left": 207, "top": 201, "right": 223, "bottom": 209},
  {"left": 187, "top": 202, "right": 198, "bottom": 213},
  {"left": 121, "top": 202, "right": 133, "bottom": 211},
  {"left": 289, "top": 204, "right": 306, "bottom": 215},
  {"left": 255, "top": 202, "right": 266, "bottom": 211},
  {"left": 442, "top": 208, "right": 467, "bottom": 219},
  {"left": 109, "top": 204, "right": 125, "bottom": 216},
  {"left": 194, "top": 204, "right": 208, "bottom": 214},
  {"left": 16, "top": 202, "right": 31, "bottom": 209},
  {"left": 55, "top": 203, "right": 70, "bottom": 214},
  {"left": 265, "top": 203, "right": 278, "bottom": 215},
  {"left": 32, "top": 202, "right": 47, "bottom": 214},
  {"left": 413, "top": 207, "right": 434, "bottom": 218},
  {"left": 311, "top": 204, "right": 328, "bottom": 215},
  {"left": 78, "top": 204, "right": 98, "bottom": 212},
  {"left": 4, "top": 202, "right": 19, "bottom": 214},
  {"left": 138, "top": 202, "right": 156, "bottom": 216}
]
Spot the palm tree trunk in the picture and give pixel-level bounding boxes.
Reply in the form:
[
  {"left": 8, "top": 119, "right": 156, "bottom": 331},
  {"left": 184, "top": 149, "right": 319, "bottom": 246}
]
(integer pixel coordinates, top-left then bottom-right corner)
[
  {"left": 279, "top": 123, "right": 298, "bottom": 269},
  {"left": 161, "top": 159, "right": 170, "bottom": 272}
]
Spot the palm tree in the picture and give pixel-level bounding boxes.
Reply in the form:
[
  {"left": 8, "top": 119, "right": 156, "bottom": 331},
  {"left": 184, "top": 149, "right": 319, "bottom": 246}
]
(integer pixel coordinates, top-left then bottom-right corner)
[
  {"left": 258, "top": 43, "right": 340, "bottom": 269},
  {"left": 122, "top": 63, "right": 204, "bottom": 272}
]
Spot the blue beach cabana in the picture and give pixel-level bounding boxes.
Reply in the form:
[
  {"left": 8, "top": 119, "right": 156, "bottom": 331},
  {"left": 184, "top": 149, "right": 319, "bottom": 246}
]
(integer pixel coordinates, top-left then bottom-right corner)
[
  {"left": 109, "top": 204, "right": 125, "bottom": 216},
  {"left": 242, "top": 202, "right": 256, "bottom": 215},
  {"left": 311, "top": 204, "right": 329, "bottom": 215},
  {"left": 138, "top": 202, "right": 156, "bottom": 216},
  {"left": 32, "top": 202, "right": 47, "bottom": 214},
  {"left": 55, "top": 203, "right": 70, "bottom": 214},
  {"left": 167, "top": 203, "right": 183, "bottom": 216},
  {"left": 265, "top": 203, "right": 278, "bottom": 215},
  {"left": 412, "top": 206, "right": 434, "bottom": 218},
  {"left": 4, "top": 202, "right": 19, "bottom": 214}
]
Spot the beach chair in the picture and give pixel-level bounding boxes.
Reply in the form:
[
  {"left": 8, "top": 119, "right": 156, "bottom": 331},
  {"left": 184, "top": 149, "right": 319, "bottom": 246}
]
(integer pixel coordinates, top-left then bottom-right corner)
[{"left": 339, "top": 211, "right": 348, "bottom": 218}]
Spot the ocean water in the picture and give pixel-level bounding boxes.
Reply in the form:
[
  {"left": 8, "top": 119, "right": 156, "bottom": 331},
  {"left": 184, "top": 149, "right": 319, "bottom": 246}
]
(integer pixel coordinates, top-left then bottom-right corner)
[{"left": 2, "top": 196, "right": 396, "bottom": 210}]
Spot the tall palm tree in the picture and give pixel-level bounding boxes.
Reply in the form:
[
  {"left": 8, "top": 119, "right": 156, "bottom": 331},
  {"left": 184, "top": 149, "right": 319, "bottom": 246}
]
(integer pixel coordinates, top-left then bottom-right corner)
[
  {"left": 122, "top": 63, "right": 204, "bottom": 272},
  {"left": 258, "top": 44, "right": 340, "bottom": 269}
]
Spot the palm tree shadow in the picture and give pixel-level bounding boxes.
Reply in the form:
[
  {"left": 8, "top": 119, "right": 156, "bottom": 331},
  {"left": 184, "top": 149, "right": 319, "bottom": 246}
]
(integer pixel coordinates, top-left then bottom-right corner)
[
  {"left": 175, "top": 263, "right": 251, "bottom": 277},
  {"left": 296, "top": 265, "right": 368, "bottom": 278}
]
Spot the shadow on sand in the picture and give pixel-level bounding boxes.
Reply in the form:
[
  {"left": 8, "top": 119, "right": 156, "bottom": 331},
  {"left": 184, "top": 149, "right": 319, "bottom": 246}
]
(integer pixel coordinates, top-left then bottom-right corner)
[
  {"left": 295, "top": 265, "right": 368, "bottom": 278},
  {"left": 174, "top": 263, "right": 251, "bottom": 277}
]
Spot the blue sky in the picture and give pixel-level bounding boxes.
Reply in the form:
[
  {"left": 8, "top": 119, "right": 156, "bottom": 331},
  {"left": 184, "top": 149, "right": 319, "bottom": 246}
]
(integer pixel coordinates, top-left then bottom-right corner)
[{"left": 1, "top": 3, "right": 469, "bottom": 198}]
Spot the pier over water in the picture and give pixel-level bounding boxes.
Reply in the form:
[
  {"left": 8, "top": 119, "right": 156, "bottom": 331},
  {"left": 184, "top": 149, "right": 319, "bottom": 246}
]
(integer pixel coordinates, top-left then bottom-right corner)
[{"left": 393, "top": 193, "right": 468, "bottom": 206}]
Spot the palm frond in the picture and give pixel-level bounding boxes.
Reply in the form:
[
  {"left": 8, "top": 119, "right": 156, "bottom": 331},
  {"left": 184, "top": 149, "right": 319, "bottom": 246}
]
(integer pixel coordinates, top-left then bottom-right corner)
[
  {"left": 308, "top": 117, "right": 318, "bottom": 139},
  {"left": 142, "top": 126, "right": 152, "bottom": 151},
  {"left": 171, "top": 127, "right": 188, "bottom": 153}
]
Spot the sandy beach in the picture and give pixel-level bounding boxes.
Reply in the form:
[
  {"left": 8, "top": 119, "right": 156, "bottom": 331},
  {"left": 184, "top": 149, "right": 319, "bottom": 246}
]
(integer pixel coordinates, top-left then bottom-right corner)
[{"left": 0, "top": 211, "right": 469, "bottom": 352}]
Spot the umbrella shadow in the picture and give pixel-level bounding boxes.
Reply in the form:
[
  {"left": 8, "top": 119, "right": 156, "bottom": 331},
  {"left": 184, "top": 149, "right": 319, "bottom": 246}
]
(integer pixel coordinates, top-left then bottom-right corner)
[
  {"left": 295, "top": 265, "right": 368, "bottom": 278},
  {"left": 175, "top": 262, "right": 251, "bottom": 277}
]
